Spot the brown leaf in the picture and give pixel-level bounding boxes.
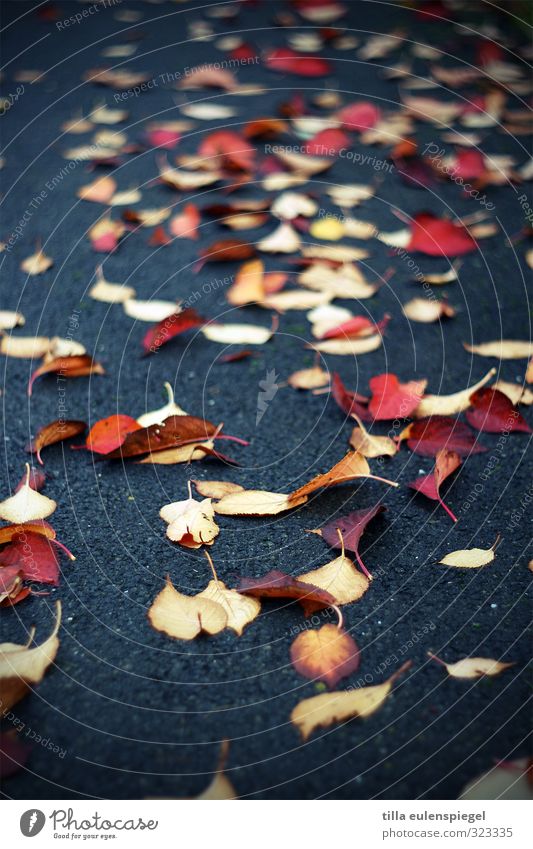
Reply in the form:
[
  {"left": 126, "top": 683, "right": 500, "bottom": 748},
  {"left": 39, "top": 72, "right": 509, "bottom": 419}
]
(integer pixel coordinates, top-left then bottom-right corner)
[
  {"left": 26, "top": 420, "right": 86, "bottom": 464},
  {"left": 28, "top": 354, "right": 105, "bottom": 396},
  {"left": 102, "top": 415, "right": 218, "bottom": 459},
  {"left": 238, "top": 570, "right": 336, "bottom": 616}
]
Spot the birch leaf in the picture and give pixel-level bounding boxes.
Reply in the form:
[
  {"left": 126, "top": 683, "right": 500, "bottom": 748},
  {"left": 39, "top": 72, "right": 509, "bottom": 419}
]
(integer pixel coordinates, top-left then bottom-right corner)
[
  {"left": 428, "top": 652, "right": 514, "bottom": 679},
  {"left": 291, "top": 662, "right": 411, "bottom": 740},
  {"left": 438, "top": 536, "right": 500, "bottom": 568},
  {"left": 299, "top": 534, "right": 370, "bottom": 604},
  {"left": 349, "top": 414, "right": 398, "bottom": 457},
  {"left": 290, "top": 624, "right": 360, "bottom": 688}
]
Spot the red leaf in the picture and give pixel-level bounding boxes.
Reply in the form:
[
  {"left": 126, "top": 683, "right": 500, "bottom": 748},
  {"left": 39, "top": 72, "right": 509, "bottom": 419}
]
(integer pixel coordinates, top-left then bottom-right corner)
[
  {"left": 169, "top": 204, "right": 200, "bottom": 240},
  {"left": 402, "top": 416, "right": 486, "bottom": 457},
  {"left": 198, "top": 131, "right": 255, "bottom": 171},
  {"left": 305, "top": 128, "right": 349, "bottom": 156},
  {"left": 145, "top": 128, "right": 180, "bottom": 149},
  {"left": 0, "top": 532, "right": 61, "bottom": 585},
  {"left": 15, "top": 468, "right": 46, "bottom": 492},
  {"left": 0, "top": 731, "right": 32, "bottom": 779},
  {"left": 407, "top": 212, "right": 476, "bottom": 257},
  {"left": 238, "top": 570, "right": 336, "bottom": 616},
  {"left": 331, "top": 373, "right": 370, "bottom": 420},
  {"left": 321, "top": 314, "right": 389, "bottom": 341},
  {"left": 28, "top": 355, "right": 105, "bottom": 396},
  {"left": 337, "top": 101, "right": 381, "bottom": 131},
  {"left": 0, "top": 565, "right": 25, "bottom": 604},
  {"left": 148, "top": 226, "right": 171, "bottom": 247},
  {"left": 85, "top": 415, "right": 142, "bottom": 454},
  {"left": 318, "top": 504, "right": 386, "bottom": 579},
  {"left": 466, "top": 387, "right": 532, "bottom": 434},
  {"left": 196, "top": 239, "right": 256, "bottom": 271},
  {"left": 409, "top": 448, "right": 461, "bottom": 522},
  {"left": 368, "top": 373, "right": 427, "bottom": 420},
  {"left": 265, "top": 48, "right": 333, "bottom": 77},
  {"left": 142, "top": 308, "right": 206, "bottom": 354}
]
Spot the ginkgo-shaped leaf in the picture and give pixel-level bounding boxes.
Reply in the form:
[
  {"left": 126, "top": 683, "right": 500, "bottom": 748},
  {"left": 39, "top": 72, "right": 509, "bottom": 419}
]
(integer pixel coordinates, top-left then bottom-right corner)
[
  {"left": 427, "top": 652, "right": 514, "bottom": 679},
  {"left": 0, "top": 601, "right": 61, "bottom": 711},
  {"left": 196, "top": 552, "right": 260, "bottom": 636},
  {"left": 160, "top": 484, "right": 219, "bottom": 548},
  {"left": 290, "top": 623, "right": 360, "bottom": 688},
  {"left": 291, "top": 661, "right": 412, "bottom": 740},
  {"left": 148, "top": 576, "right": 227, "bottom": 640},
  {"left": 299, "top": 531, "right": 370, "bottom": 604},
  {"left": 349, "top": 414, "right": 397, "bottom": 458},
  {"left": 438, "top": 535, "right": 500, "bottom": 569},
  {"left": 0, "top": 465, "right": 57, "bottom": 524}
]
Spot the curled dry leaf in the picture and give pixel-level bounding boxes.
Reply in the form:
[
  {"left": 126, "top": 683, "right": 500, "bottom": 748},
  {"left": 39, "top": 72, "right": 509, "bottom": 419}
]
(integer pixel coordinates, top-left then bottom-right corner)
[
  {"left": 20, "top": 246, "right": 53, "bottom": 276},
  {"left": 202, "top": 321, "right": 275, "bottom": 346},
  {"left": 160, "top": 486, "right": 219, "bottom": 548},
  {"left": 0, "top": 465, "right": 57, "bottom": 524},
  {"left": 0, "top": 336, "right": 51, "bottom": 359},
  {"left": 89, "top": 265, "right": 136, "bottom": 304},
  {"left": 227, "top": 259, "right": 265, "bottom": 306},
  {"left": 288, "top": 450, "right": 397, "bottom": 504},
  {"left": 466, "top": 388, "right": 532, "bottom": 434},
  {"left": 349, "top": 415, "right": 398, "bottom": 458},
  {"left": 290, "top": 624, "right": 360, "bottom": 688},
  {"left": 427, "top": 652, "right": 514, "bottom": 679},
  {"left": 300, "top": 532, "right": 370, "bottom": 604},
  {"left": 291, "top": 661, "right": 412, "bottom": 740},
  {"left": 0, "top": 602, "right": 61, "bottom": 711},
  {"left": 27, "top": 420, "right": 86, "bottom": 464},
  {"left": 409, "top": 449, "right": 461, "bottom": 522},
  {"left": 148, "top": 576, "right": 227, "bottom": 640},
  {"left": 214, "top": 489, "right": 306, "bottom": 516},
  {"left": 123, "top": 298, "right": 178, "bottom": 322},
  {"left": 28, "top": 354, "right": 105, "bottom": 396},
  {"left": 193, "top": 480, "right": 244, "bottom": 499},
  {"left": 288, "top": 365, "right": 330, "bottom": 390},
  {"left": 136, "top": 383, "right": 187, "bottom": 427},
  {"left": 310, "top": 333, "right": 383, "bottom": 356},
  {"left": 438, "top": 535, "right": 500, "bottom": 569},
  {"left": 413, "top": 369, "right": 495, "bottom": 418},
  {"left": 402, "top": 297, "right": 456, "bottom": 323},
  {"left": 464, "top": 340, "right": 533, "bottom": 360},
  {"left": 0, "top": 311, "right": 25, "bottom": 330}
]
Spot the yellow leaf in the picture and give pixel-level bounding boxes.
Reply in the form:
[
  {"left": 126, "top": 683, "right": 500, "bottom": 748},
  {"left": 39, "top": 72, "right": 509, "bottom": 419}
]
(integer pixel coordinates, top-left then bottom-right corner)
[
  {"left": 148, "top": 577, "right": 227, "bottom": 640},
  {"left": 413, "top": 369, "right": 496, "bottom": 417},
  {"left": 438, "top": 535, "right": 500, "bottom": 569},
  {"left": 349, "top": 414, "right": 398, "bottom": 458},
  {"left": 428, "top": 652, "right": 514, "bottom": 679},
  {"left": 464, "top": 340, "right": 533, "bottom": 359},
  {"left": 0, "top": 464, "right": 57, "bottom": 524},
  {"left": 291, "top": 662, "right": 411, "bottom": 739}
]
